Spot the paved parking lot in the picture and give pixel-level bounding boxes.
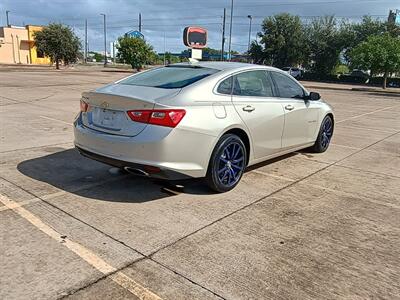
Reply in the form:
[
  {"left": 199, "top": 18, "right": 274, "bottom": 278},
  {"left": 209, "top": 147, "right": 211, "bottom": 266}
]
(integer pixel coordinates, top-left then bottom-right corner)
[{"left": 0, "top": 67, "right": 399, "bottom": 300}]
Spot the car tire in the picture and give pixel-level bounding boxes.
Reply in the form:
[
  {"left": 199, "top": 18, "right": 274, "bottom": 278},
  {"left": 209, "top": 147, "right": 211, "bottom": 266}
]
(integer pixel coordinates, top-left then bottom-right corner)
[
  {"left": 206, "top": 134, "right": 247, "bottom": 193},
  {"left": 310, "top": 115, "right": 334, "bottom": 153}
]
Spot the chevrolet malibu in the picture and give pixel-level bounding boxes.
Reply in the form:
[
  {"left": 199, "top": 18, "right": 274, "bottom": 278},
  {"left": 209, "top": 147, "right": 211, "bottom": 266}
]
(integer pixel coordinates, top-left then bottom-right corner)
[{"left": 74, "top": 62, "right": 334, "bottom": 192}]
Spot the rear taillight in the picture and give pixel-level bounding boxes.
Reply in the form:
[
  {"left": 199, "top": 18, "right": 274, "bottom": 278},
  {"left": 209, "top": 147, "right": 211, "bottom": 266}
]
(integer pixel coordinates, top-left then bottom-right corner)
[
  {"left": 127, "top": 109, "right": 186, "bottom": 128},
  {"left": 80, "top": 99, "right": 89, "bottom": 112}
]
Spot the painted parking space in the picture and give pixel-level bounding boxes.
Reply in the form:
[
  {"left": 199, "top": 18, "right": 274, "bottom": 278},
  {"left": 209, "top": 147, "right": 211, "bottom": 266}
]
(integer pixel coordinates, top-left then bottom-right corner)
[{"left": 1, "top": 68, "right": 399, "bottom": 299}]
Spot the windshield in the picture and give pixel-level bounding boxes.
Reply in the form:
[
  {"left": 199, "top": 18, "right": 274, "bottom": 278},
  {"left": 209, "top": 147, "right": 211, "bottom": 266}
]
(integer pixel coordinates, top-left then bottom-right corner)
[{"left": 119, "top": 66, "right": 219, "bottom": 89}]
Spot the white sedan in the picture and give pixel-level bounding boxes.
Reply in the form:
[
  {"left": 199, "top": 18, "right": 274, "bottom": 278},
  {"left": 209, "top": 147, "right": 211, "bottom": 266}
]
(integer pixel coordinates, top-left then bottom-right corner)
[{"left": 74, "top": 62, "right": 334, "bottom": 192}]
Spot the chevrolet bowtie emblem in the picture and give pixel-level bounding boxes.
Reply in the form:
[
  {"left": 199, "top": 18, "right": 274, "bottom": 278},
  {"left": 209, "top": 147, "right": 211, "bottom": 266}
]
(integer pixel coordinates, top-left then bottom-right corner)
[{"left": 100, "top": 101, "right": 109, "bottom": 109}]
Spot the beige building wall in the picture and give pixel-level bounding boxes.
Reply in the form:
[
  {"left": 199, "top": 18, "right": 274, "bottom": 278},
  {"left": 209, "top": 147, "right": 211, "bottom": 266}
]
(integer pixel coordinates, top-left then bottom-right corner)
[{"left": 0, "top": 26, "right": 31, "bottom": 64}]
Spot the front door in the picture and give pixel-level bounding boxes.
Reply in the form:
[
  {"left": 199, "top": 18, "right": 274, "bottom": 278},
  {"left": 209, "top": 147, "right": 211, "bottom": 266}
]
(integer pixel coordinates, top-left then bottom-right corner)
[{"left": 270, "top": 71, "right": 319, "bottom": 150}]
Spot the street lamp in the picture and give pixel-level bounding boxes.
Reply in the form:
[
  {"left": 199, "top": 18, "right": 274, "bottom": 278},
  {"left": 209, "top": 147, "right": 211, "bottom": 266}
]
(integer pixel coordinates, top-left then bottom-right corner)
[
  {"left": 247, "top": 15, "right": 252, "bottom": 62},
  {"left": 228, "top": 0, "right": 233, "bottom": 61},
  {"left": 100, "top": 13, "right": 107, "bottom": 67},
  {"left": 6, "top": 10, "right": 10, "bottom": 27}
]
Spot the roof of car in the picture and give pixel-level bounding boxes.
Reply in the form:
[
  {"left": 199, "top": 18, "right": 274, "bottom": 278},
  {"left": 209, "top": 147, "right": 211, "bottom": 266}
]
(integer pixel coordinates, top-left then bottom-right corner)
[{"left": 170, "top": 61, "right": 277, "bottom": 71}]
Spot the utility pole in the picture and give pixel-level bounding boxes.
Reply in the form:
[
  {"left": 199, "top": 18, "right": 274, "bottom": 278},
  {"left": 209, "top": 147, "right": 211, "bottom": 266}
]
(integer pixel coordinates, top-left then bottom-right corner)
[
  {"left": 228, "top": 0, "right": 233, "bottom": 61},
  {"left": 113, "top": 42, "right": 116, "bottom": 64},
  {"left": 100, "top": 13, "right": 107, "bottom": 67},
  {"left": 139, "top": 13, "right": 142, "bottom": 32},
  {"left": 221, "top": 8, "right": 226, "bottom": 61},
  {"left": 247, "top": 15, "right": 252, "bottom": 62},
  {"left": 6, "top": 10, "right": 10, "bottom": 27},
  {"left": 163, "top": 31, "right": 166, "bottom": 65},
  {"left": 84, "top": 19, "right": 88, "bottom": 63}
]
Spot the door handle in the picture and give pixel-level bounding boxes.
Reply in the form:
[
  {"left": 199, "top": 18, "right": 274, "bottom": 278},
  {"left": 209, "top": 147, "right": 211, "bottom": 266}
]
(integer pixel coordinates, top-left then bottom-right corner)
[
  {"left": 285, "top": 104, "right": 295, "bottom": 111},
  {"left": 242, "top": 105, "right": 255, "bottom": 112}
]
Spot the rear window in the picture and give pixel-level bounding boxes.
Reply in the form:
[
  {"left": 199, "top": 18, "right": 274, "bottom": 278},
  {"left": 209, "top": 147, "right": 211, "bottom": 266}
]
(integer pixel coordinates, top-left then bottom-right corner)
[
  {"left": 119, "top": 66, "right": 219, "bottom": 89},
  {"left": 282, "top": 67, "right": 290, "bottom": 71}
]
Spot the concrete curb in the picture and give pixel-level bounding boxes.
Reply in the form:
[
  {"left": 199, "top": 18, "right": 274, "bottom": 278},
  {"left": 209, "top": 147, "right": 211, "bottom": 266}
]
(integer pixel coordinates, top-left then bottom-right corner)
[{"left": 304, "top": 84, "right": 400, "bottom": 95}]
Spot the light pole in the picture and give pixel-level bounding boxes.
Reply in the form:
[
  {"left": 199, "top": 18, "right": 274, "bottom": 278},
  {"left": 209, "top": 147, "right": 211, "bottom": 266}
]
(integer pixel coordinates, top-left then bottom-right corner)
[
  {"left": 84, "top": 19, "right": 88, "bottom": 63},
  {"left": 221, "top": 8, "right": 226, "bottom": 61},
  {"left": 247, "top": 15, "right": 252, "bottom": 62},
  {"left": 228, "top": 0, "right": 233, "bottom": 61},
  {"left": 100, "top": 13, "right": 107, "bottom": 67},
  {"left": 6, "top": 10, "right": 10, "bottom": 27}
]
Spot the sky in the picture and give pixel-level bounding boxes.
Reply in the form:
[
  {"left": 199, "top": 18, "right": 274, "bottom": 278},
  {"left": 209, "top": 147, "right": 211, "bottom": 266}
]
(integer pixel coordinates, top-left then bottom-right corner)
[{"left": 0, "top": 0, "right": 396, "bottom": 54}]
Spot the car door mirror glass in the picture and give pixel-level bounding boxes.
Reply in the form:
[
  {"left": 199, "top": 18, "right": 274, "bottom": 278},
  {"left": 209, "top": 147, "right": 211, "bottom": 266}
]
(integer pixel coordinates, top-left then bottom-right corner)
[{"left": 308, "top": 92, "right": 321, "bottom": 101}]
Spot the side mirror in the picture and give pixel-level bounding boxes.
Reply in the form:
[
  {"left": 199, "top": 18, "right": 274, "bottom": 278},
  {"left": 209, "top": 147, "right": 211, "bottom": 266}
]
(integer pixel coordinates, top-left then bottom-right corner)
[{"left": 307, "top": 92, "right": 321, "bottom": 101}]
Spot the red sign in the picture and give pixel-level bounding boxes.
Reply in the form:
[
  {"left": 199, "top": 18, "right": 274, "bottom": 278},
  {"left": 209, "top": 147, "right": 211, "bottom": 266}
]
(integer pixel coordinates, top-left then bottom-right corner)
[{"left": 183, "top": 27, "right": 207, "bottom": 49}]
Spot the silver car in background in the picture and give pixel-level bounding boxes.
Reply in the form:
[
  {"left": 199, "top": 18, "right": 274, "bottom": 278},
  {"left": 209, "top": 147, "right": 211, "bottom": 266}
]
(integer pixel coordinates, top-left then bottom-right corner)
[{"left": 74, "top": 62, "right": 334, "bottom": 192}]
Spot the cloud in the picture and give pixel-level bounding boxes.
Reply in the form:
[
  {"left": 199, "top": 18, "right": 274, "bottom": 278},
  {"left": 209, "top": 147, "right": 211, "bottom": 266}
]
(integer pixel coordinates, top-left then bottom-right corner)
[{"left": 1, "top": 0, "right": 393, "bottom": 53}]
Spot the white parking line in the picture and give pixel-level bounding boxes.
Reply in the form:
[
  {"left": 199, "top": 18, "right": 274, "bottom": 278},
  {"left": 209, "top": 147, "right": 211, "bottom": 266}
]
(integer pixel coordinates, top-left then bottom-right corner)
[
  {"left": 250, "top": 170, "right": 295, "bottom": 182},
  {"left": 0, "top": 193, "right": 162, "bottom": 300},
  {"left": 336, "top": 104, "right": 400, "bottom": 123},
  {"left": 0, "top": 176, "right": 128, "bottom": 213},
  {"left": 39, "top": 115, "right": 73, "bottom": 126}
]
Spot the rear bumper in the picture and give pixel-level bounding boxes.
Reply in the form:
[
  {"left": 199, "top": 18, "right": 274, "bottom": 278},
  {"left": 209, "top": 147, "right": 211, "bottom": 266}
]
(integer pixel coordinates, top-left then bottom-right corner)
[
  {"left": 76, "top": 146, "right": 191, "bottom": 180},
  {"left": 73, "top": 114, "right": 216, "bottom": 178}
]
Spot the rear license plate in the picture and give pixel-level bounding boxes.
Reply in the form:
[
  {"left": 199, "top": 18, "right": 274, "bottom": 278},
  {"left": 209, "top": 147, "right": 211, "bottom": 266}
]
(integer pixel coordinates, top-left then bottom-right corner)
[{"left": 97, "top": 108, "right": 121, "bottom": 129}]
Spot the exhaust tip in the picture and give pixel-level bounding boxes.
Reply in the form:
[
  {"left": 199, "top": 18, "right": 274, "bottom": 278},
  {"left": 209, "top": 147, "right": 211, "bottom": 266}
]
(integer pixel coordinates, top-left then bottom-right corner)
[{"left": 124, "top": 167, "right": 149, "bottom": 177}]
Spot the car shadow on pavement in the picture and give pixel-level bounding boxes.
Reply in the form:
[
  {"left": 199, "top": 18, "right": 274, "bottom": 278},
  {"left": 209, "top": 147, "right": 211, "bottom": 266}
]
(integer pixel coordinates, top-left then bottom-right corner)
[
  {"left": 17, "top": 148, "right": 175, "bottom": 203},
  {"left": 17, "top": 148, "right": 301, "bottom": 200}
]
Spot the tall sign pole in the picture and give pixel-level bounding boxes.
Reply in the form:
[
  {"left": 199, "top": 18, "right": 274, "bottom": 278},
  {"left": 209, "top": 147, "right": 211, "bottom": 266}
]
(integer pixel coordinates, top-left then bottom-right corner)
[
  {"left": 139, "top": 13, "right": 142, "bottom": 32},
  {"left": 221, "top": 8, "right": 226, "bottom": 61},
  {"left": 228, "top": 0, "right": 234, "bottom": 61}
]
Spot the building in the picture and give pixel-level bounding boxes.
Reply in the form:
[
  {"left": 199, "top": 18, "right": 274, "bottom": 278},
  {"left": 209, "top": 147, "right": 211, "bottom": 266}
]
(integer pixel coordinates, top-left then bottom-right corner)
[{"left": 0, "top": 25, "right": 51, "bottom": 65}]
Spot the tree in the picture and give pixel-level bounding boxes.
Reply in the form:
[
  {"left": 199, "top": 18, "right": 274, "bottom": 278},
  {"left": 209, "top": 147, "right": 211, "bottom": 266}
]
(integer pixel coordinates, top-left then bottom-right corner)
[
  {"left": 350, "top": 34, "right": 400, "bottom": 89},
  {"left": 342, "top": 16, "right": 386, "bottom": 61},
  {"left": 34, "top": 23, "right": 81, "bottom": 69},
  {"left": 258, "top": 13, "right": 307, "bottom": 67},
  {"left": 306, "top": 16, "right": 347, "bottom": 75},
  {"left": 248, "top": 41, "right": 265, "bottom": 64},
  {"left": 116, "top": 37, "right": 155, "bottom": 71},
  {"left": 164, "top": 52, "right": 180, "bottom": 64}
]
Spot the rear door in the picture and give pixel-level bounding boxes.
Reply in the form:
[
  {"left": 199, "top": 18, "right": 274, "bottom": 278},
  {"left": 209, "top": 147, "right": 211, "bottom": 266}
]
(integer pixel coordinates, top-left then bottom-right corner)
[
  {"left": 270, "top": 71, "right": 319, "bottom": 149},
  {"left": 231, "top": 70, "right": 285, "bottom": 159}
]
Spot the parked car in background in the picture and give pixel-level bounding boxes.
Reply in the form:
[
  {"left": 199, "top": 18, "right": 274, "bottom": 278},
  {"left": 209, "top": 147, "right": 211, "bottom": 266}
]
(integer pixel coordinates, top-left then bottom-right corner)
[
  {"left": 74, "top": 62, "right": 334, "bottom": 192},
  {"left": 282, "top": 67, "right": 303, "bottom": 79},
  {"left": 350, "top": 69, "right": 370, "bottom": 80}
]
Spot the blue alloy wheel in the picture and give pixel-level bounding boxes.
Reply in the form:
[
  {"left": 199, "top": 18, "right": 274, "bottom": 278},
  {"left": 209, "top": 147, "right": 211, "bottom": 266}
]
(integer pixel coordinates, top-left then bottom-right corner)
[
  {"left": 311, "top": 115, "right": 334, "bottom": 153},
  {"left": 217, "top": 141, "right": 245, "bottom": 187},
  {"left": 206, "top": 134, "right": 247, "bottom": 192},
  {"left": 321, "top": 116, "right": 333, "bottom": 149}
]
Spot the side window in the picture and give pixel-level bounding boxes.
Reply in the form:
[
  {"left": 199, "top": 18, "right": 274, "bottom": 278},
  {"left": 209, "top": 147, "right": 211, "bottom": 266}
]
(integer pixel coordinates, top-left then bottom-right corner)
[
  {"left": 270, "top": 71, "right": 304, "bottom": 99},
  {"left": 233, "top": 70, "right": 274, "bottom": 97},
  {"left": 217, "top": 76, "right": 233, "bottom": 95}
]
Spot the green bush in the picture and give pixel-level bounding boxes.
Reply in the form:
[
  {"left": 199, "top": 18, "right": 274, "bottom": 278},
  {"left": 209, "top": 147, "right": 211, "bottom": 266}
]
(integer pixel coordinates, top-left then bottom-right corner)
[{"left": 334, "top": 64, "right": 350, "bottom": 75}]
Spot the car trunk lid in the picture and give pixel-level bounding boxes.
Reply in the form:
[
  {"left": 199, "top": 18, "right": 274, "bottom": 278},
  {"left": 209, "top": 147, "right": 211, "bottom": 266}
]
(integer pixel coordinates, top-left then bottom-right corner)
[{"left": 81, "top": 84, "right": 180, "bottom": 137}]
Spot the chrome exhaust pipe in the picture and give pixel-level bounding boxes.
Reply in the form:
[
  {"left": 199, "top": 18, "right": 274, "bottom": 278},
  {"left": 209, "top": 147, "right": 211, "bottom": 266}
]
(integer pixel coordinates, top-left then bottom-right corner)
[{"left": 124, "top": 167, "right": 149, "bottom": 177}]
